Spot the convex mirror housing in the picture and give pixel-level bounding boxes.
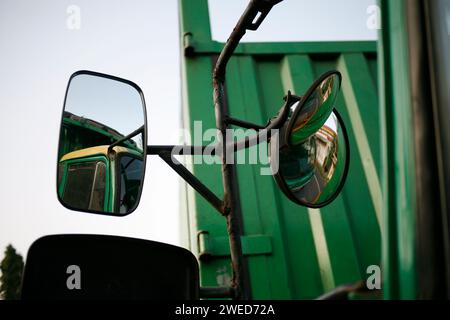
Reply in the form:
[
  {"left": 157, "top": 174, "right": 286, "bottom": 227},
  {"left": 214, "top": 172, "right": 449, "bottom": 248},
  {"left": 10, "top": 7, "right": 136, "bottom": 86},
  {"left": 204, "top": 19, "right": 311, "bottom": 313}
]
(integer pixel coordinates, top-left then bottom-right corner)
[{"left": 271, "top": 71, "right": 350, "bottom": 208}]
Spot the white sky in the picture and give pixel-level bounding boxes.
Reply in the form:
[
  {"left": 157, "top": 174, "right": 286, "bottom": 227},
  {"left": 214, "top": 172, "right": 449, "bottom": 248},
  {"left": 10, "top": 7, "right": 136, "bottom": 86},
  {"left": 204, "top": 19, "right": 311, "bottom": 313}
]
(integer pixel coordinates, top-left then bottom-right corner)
[
  {"left": 66, "top": 74, "right": 145, "bottom": 137},
  {"left": 0, "top": 0, "right": 376, "bottom": 262}
]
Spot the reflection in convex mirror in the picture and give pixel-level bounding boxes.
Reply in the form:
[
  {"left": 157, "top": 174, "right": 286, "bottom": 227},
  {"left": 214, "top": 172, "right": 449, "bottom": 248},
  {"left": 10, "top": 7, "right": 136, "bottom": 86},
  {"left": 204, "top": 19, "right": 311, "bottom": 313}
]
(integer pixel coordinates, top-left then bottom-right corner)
[
  {"left": 57, "top": 72, "right": 147, "bottom": 216},
  {"left": 271, "top": 71, "right": 350, "bottom": 208}
]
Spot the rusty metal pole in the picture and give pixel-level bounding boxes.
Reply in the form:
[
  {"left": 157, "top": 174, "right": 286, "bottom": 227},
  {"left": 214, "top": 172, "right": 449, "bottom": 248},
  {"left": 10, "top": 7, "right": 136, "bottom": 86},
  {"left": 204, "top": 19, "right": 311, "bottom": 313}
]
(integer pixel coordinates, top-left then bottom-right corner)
[
  {"left": 213, "top": 78, "right": 248, "bottom": 300},
  {"left": 212, "top": 5, "right": 252, "bottom": 300},
  {"left": 213, "top": 6, "right": 250, "bottom": 300},
  {"left": 213, "top": 0, "right": 283, "bottom": 300}
]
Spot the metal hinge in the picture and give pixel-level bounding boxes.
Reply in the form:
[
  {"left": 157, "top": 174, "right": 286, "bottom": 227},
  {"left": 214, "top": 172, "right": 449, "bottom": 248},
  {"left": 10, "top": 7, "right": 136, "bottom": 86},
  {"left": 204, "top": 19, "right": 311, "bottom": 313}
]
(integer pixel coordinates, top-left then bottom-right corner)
[
  {"left": 197, "top": 231, "right": 272, "bottom": 261},
  {"left": 183, "top": 32, "right": 195, "bottom": 57}
]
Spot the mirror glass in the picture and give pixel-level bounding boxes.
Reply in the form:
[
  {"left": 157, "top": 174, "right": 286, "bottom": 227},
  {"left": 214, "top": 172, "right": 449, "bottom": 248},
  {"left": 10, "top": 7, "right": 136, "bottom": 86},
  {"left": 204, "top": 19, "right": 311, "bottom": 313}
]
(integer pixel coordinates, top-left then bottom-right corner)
[
  {"left": 57, "top": 71, "right": 147, "bottom": 216},
  {"left": 288, "top": 72, "right": 340, "bottom": 144},
  {"left": 276, "top": 111, "right": 348, "bottom": 207}
]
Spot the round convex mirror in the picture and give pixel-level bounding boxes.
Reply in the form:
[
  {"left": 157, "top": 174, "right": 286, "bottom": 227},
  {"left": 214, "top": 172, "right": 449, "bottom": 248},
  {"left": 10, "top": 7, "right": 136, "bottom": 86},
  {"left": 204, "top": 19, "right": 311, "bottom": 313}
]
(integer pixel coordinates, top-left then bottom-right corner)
[{"left": 271, "top": 71, "right": 349, "bottom": 208}]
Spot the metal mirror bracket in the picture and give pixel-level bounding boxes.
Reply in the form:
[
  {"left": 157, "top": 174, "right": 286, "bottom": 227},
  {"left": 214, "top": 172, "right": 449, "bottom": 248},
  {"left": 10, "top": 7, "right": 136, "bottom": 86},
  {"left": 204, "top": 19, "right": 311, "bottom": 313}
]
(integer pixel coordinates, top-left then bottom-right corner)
[{"left": 147, "top": 0, "right": 284, "bottom": 300}]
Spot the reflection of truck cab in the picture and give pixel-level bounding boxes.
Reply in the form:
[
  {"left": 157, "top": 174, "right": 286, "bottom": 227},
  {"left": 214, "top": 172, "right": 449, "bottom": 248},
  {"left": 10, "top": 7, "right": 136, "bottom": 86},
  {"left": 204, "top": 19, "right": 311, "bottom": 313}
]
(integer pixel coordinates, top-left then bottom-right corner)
[{"left": 58, "top": 146, "right": 143, "bottom": 214}]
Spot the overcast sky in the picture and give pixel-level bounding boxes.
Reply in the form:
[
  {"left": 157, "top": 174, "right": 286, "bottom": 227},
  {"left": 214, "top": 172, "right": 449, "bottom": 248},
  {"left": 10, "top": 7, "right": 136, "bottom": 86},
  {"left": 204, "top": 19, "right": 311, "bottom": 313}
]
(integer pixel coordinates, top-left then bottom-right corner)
[{"left": 0, "top": 0, "right": 376, "bottom": 262}]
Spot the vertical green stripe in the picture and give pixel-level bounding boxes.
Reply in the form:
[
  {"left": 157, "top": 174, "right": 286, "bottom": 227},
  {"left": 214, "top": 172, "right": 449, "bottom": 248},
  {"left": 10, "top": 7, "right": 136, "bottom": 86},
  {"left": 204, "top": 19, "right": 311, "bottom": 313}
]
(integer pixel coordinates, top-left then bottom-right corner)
[
  {"left": 379, "top": 0, "right": 417, "bottom": 299},
  {"left": 339, "top": 55, "right": 383, "bottom": 230},
  {"left": 308, "top": 209, "right": 336, "bottom": 292}
]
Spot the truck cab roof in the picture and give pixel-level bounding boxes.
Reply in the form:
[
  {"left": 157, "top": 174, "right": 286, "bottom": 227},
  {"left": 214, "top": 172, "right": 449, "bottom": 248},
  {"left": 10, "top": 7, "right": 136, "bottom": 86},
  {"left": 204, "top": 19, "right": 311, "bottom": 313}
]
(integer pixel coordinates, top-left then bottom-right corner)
[{"left": 60, "top": 145, "right": 142, "bottom": 162}]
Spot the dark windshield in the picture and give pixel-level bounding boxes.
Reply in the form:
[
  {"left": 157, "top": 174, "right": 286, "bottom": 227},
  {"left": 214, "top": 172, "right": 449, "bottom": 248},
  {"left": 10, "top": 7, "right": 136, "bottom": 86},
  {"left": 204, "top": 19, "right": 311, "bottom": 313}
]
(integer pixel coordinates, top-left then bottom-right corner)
[
  {"left": 118, "top": 155, "right": 143, "bottom": 214},
  {"left": 62, "top": 161, "right": 106, "bottom": 211}
]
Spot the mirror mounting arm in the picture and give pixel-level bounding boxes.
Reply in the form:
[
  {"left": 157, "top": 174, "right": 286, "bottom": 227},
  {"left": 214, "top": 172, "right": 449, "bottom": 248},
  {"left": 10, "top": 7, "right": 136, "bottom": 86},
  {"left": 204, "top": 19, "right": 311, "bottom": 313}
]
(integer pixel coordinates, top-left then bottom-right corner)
[
  {"left": 213, "top": 0, "right": 283, "bottom": 81},
  {"left": 225, "top": 117, "right": 266, "bottom": 130},
  {"left": 147, "top": 145, "right": 212, "bottom": 156},
  {"left": 225, "top": 91, "right": 299, "bottom": 138},
  {"left": 158, "top": 151, "right": 226, "bottom": 215},
  {"left": 231, "top": 91, "right": 297, "bottom": 153}
]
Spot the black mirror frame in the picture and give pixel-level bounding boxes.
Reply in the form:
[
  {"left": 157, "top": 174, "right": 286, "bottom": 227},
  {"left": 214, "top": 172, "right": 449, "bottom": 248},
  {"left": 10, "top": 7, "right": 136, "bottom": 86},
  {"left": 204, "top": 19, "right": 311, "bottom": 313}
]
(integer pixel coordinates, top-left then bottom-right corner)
[
  {"left": 56, "top": 70, "right": 148, "bottom": 217},
  {"left": 273, "top": 107, "right": 350, "bottom": 209}
]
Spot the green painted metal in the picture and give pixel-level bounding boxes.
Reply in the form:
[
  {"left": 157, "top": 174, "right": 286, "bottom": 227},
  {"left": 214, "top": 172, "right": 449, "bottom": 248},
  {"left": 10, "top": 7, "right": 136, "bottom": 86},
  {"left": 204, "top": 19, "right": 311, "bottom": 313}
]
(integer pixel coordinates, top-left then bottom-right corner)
[
  {"left": 379, "top": 0, "right": 417, "bottom": 299},
  {"left": 179, "top": 0, "right": 381, "bottom": 299},
  {"left": 199, "top": 233, "right": 272, "bottom": 257}
]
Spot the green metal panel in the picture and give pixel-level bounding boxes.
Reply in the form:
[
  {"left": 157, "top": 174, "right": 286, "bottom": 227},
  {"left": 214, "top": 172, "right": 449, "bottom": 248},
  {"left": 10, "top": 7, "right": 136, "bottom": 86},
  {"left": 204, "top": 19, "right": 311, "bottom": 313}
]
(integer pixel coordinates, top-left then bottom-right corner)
[
  {"left": 379, "top": 0, "right": 417, "bottom": 299},
  {"left": 179, "top": 0, "right": 381, "bottom": 299}
]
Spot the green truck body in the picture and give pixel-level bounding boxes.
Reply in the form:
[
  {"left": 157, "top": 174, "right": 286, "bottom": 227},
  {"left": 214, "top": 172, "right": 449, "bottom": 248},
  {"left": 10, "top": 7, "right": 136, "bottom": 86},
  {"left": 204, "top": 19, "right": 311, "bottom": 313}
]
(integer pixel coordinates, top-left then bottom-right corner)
[
  {"left": 179, "top": 0, "right": 380, "bottom": 299},
  {"left": 179, "top": 0, "right": 450, "bottom": 299}
]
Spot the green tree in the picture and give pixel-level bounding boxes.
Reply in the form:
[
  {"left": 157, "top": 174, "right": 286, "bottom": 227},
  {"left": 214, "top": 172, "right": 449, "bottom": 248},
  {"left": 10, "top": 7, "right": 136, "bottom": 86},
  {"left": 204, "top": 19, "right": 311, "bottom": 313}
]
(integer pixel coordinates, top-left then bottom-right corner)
[{"left": 0, "top": 244, "right": 24, "bottom": 300}]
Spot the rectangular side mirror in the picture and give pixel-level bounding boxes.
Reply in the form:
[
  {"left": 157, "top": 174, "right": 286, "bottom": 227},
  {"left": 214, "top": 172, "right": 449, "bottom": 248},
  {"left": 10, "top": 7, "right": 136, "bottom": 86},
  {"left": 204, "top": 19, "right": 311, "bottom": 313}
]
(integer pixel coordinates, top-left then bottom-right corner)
[
  {"left": 21, "top": 235, "right": 199, "bottom": 300},
  {"left": 57, "top": 71, "right": 147, "bottom": 216}
]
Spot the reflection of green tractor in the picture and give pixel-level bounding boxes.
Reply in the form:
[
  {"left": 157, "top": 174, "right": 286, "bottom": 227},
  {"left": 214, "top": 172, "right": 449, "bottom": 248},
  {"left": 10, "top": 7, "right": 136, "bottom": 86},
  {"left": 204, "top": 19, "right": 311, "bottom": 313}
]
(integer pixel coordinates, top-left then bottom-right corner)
[
  {"left": 58, "top": 146, "right": 143, "bottom": 214},
  {"left": 58, "top": 112, "right": 144, "bottom": 214},
  {"left": 58, "top": 111, "right": 141, "bottom": 159}
]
